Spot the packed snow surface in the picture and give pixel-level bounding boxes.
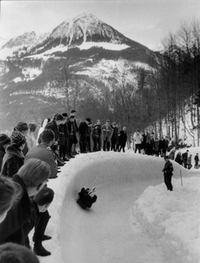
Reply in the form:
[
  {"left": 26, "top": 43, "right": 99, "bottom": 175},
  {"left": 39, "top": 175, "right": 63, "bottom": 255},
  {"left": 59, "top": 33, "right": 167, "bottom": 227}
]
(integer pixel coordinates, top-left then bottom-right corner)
[{"left": 37, "top": 150, "right": 200, "bottom": 263}]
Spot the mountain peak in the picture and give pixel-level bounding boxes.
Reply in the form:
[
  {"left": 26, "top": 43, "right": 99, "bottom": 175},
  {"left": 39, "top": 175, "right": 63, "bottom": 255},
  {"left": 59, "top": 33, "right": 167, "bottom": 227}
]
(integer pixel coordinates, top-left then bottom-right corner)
[
  {"left": 73, "top": 12, "right": 101, "bottom": 22},
  {"left": 1, "top": 13, "right": 149, "bottom": 58},
  {"left": 3, "top": 31, "right": 37, "bottom": 49}
]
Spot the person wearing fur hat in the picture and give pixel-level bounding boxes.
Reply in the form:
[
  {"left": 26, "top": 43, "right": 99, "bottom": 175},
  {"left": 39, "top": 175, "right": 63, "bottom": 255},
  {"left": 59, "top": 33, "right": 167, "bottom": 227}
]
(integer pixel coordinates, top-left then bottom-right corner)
[
  {"left": 0, "top": 134, "right": 11, "bottom": 170},
  {"left": 14, "top": 122, "right": 29, "bottom": 155},
  {"left": 1, "top": 131, "right": 26, "bottom": 178}
]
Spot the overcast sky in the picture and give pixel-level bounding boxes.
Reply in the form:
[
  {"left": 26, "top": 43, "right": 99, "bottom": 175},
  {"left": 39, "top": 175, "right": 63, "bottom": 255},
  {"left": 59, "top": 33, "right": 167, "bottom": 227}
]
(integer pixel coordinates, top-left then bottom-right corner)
[{"left": 0, "top": 0, "right": 200, "bottom": 50}]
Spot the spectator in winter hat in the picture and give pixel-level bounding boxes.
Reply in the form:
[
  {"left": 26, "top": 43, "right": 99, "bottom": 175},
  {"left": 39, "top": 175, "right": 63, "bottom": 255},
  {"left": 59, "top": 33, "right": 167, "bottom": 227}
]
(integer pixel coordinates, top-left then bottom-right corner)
[
  {"left": 0, "top": 176, "right": 21, "bottom": 224},
  {"left": 1, "top": 131, "right": 26, "bottom": 177},
  {"left": 14, "top": 122, "right": 29, "bottom": 155},
  {"left": 0, "top": 242, "right": 40, "bottom": 263},
  {"left": 0, "top": 134, "right": 11, "bottom": 170},
  {"left": 14, "top": 122, "right": 28, "bottom": 135}
]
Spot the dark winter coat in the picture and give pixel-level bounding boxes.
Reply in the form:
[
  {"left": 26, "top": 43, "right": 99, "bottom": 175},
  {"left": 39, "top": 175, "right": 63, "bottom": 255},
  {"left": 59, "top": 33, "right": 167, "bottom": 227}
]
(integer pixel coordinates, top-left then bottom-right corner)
[
  {"left": 45, "top": 120, "right": 60, "bottom": 142},
  {"left": 1, "top": 144, "right": 24, "bottom": 177},
  {"left": 162, "top": 160, "right": 174, "bottom": 176},
  {"left": 119, "top": 130, "right": 127, "bottom": 147},
  {"left": 194, "top": 155, "right": 199, "bottom": 163},
  {"left": 67, "top": 120, "right": 78, "bottom": 144},
  {"left": 59, "top": 124, "right": 66, "bottom": 146},
  {"left": 0, "top": 174, "right": 32, "bottom": 245},
  {"left": 111, "top": 126, "right": 118, "bottom": 141},
  {"left": 79, "top": 122, "right": 89, "bottom": 136},
  {"left": 92, "top": 124, "right": 101, "bottom": 138},
  {"left": 25, "top": 144, "right": 57, "bottom": 178},
  {"left": 175, "top": 153, "right": 183, "bottom": 165}
]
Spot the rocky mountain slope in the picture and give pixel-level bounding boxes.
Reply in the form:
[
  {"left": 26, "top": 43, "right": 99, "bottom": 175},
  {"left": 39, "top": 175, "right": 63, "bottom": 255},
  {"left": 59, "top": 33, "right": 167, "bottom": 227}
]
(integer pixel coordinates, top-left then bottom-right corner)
[{"left": 0, "top": 13, "right": 160, "bottom": 131}]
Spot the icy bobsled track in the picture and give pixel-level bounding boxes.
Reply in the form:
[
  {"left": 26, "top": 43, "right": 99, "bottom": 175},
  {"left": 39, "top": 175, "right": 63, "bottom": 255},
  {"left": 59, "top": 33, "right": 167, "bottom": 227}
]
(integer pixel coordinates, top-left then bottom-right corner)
[{"left": 52, "top": 152, "right": 187, "bottom": 263}]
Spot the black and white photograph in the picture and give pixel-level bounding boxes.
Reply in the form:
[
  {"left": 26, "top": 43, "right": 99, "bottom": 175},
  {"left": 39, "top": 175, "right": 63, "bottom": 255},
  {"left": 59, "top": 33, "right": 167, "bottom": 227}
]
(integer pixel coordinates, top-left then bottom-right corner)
[{"left": 0, "top": 0, "right": 200, "bottom": 262}]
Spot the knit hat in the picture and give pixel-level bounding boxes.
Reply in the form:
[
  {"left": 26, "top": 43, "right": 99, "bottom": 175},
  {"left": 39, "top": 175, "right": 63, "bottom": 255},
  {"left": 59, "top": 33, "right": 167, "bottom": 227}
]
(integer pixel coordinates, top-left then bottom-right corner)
[
  {"left": 11, "top": 131, "right": 26, "bottom": 146},
  {"left": 0, "top": 133, "right": 11, "bottom": 145},
  {"left": 14, "top": 122, "right": 28, "bottom": 132}
]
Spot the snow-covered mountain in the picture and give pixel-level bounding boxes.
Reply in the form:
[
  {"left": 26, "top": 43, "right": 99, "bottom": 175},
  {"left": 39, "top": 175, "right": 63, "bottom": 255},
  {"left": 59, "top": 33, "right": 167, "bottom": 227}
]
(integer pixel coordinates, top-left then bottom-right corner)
[
  {"left": 0, "top": 37, "right": 8, "bottom": 49},
  {"left": 0, "top": 13, "right": 160, "bottom": 132},
  {"left": 0, "top": 13, "right": 148, "bottom": 59},
  {"left": 30, "top": 13, "right": 145, "bottom": 54},
  {"left": 2, "top": 31, "right": 37, "bottom": 49}
]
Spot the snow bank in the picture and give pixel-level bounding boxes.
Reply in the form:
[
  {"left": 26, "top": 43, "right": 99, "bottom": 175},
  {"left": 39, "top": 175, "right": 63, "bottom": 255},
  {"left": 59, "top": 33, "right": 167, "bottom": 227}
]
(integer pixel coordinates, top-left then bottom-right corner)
[
  {"left": 133, "top": 177, "right": 200, "bottom": 263},
  {"left": 39, "top": 151, "right": 200, "bottom": 263}
]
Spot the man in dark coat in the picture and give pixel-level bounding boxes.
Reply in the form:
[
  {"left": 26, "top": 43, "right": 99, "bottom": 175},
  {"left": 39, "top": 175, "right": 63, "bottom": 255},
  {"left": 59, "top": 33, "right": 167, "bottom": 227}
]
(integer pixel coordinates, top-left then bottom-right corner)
[
  {"left": 194, "top": 153, "right": 199, "bottom": 169},
  {"left": 182, "top": 150, "right": 189, "bottom": 168},
  {"left": 118, "top": 126, "right": 127, "bottom": 152},
  {"left": 70, "top": 110, "right": 79, "bottom": 155},
  {"left": 67, "top": 116, "right": 76, "bottom": 158},
  {"left": 162, "top": 155, "right": 174, "bottom": 191},
  {"left": 92, "top": 119, "right": 102, "bottom": 151},
  {"left": 111, "top": 122, "right": 118, "bottom": 151},
  {"left": 60, "top": 113, "right": 70, "bottom": 161},
  {"left": 79, "top": 118, "right": 91, "bottom": 153},
  {"left": 1, "top": 131, "right": 26, "bottom": 177},
  {"left": 45, "top": 114, "right": 63, "bottom": 142}
]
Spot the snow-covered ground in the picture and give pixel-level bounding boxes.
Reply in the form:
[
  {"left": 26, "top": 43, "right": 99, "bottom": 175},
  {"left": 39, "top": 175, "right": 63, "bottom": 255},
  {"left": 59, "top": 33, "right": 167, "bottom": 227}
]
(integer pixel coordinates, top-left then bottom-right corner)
[{"left": 35, "top": 148, "right": 200, "bottom": 263}]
